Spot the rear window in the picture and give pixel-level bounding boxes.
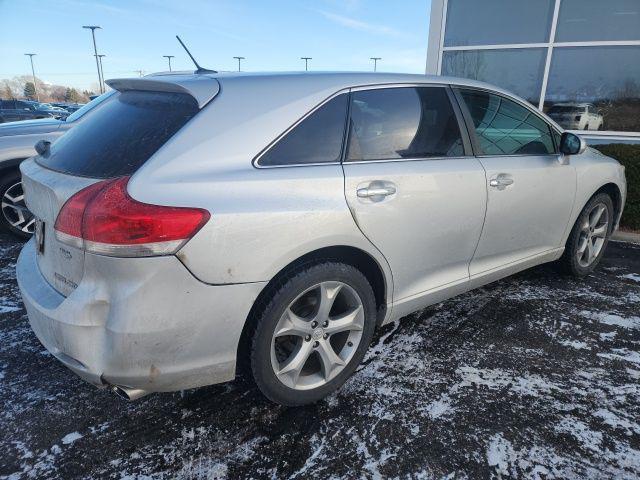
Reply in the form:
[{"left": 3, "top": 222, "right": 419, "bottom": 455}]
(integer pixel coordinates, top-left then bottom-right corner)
[{"left": 37, "top": 90, "right": 199, "bottom": 178}]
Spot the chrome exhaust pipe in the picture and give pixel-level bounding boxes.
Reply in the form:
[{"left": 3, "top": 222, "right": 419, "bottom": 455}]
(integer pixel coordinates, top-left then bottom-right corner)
[{"left": 111, "top": 385, "right": 148, "bottom": 401}]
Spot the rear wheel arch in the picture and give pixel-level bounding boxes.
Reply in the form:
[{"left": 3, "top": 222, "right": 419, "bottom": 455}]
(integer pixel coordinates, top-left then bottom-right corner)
[{"left": 236, "top": 245, "right": 389, "bottom": 377}]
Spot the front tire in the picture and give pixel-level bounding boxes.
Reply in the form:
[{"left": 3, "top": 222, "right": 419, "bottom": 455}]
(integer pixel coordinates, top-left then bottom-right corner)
[
  {"left": 559, "top": 193, "right": 613, "bottom": 277},
  {"left": 250, "top": 262, "right": 377, "bottom": 406},
  {"left": 0, "top": 170, "right": 34, "bottom": 239}
]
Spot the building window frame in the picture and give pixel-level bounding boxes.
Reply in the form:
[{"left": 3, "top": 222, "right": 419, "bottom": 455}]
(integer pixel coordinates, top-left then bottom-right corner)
[{"left": 428, "top": 0, "right": 640, "bottom": 138}]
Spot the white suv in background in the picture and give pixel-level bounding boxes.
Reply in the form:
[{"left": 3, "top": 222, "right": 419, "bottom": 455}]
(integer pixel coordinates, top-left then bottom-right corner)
[{"left": 547, "top": 103, "right": 604, "bottom": 131}]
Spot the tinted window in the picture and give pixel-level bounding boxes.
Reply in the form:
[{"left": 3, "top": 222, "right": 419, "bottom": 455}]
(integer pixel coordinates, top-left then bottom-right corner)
[
  {"left": 258, "top": 94, "right": 348, "bottom": 166},
  {"left": 442, "top": 48, "right": 547, "bottom": 106},
  {"left": 444, "top": 0, "right": 554, "bottom": 46},
  {"left": 544, "top": 46, "right": 640, "bottom": 133},
  {"left": 346, "top": 87, "right": 464, "bottom": 162},
  {"left": 556, "top": 0, "right": 640, "bottom": 42},
  {"left": 459, "top": 89, "right": 555, "bottom": 155},
  {"left": 38, "top": 91, "right": 198, "bottom": 178},
  {"left": 65, "top": 90, "right": 115, "bottom": 122}
]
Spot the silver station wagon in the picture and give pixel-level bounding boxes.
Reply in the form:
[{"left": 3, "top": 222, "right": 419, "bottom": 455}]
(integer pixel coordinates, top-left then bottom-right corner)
[{"left": 17, "top": 72, "right": 626, "bottom": 406}]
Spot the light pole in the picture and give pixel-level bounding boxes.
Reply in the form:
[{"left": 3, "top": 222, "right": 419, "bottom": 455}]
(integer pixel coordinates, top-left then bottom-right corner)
[
  {"left": 301, "top": 57, "right": 312, "bottom": 71},
  {"left": 24, "top": 53, "right": 39, "bottom": 101},
  {"left": 163, "top": 55, "right": 175, "bottom": 72},
  {"left": 370, "top": 57, "right": 381, "bottom": 72},
  {"left": 233, "top": 56, "right": 245, "bottom": 72},
  {"left": 82, "top": 25, "right": 103, "bottom": 94},
  {"left": 97, "top": 54, "right": 106, "bottom": 92}
]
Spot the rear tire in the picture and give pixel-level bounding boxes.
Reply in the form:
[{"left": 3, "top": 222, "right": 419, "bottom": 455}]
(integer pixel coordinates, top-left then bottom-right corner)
[
  {"left": 558, "top": 193, "right": 613, "bottom": 277},
  {"left": 0, "top": 170, "right": 34, "bottom": 239},
  {"left": 250, "top": 262, "right": 377, "bottom": 406}
]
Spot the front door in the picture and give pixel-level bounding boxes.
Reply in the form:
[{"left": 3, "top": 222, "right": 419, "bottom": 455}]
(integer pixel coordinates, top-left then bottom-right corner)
[
  {"left": 454, "top": 88, "right": 576, "bottom": 276},
  {"left": 343, "top": 86, "right": 486, "bottom": 303}
]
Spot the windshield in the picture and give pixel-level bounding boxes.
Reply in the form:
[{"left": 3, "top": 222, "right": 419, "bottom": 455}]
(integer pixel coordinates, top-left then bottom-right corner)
[{"left": 65, "top": 90, "right": 116, "bottom": 122}]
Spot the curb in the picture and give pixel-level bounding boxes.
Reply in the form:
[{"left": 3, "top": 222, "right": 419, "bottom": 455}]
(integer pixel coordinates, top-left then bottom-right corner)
[{"left": 612, "top": 231, "right": 640, "bottom": 244}]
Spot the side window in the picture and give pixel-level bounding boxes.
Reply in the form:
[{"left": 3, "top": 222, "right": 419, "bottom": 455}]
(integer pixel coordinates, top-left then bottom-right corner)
[
  {"left": 458, "top": 89, "right": 555, "bottom": 155},
  {"left": 346, "top": 87, "right": 464, "bottom": 162},
  {"left": 258, "top": 94, "right": 348, "bottom": 167}
]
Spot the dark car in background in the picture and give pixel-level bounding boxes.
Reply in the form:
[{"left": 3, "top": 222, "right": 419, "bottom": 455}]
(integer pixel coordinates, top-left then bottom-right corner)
[
  {"left": 0, "top": 100, "right": 55, "bottom": 123},
  {"left": 50, "top": 102, "right": 84, "bottom": 113},
  {"left": 32, "top": 102, "right": 70, "bottom": 120}
]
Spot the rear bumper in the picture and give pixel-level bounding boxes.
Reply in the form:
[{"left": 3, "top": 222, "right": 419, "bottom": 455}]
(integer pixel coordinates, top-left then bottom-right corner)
[{"left": 17, "top": 239, "right": 266, "bottom": 394}]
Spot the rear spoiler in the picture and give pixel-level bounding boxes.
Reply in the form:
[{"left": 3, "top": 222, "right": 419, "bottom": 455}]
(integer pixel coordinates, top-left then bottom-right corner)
[{"left": 105, "top": 75, "right": 220, "bottom": 109}]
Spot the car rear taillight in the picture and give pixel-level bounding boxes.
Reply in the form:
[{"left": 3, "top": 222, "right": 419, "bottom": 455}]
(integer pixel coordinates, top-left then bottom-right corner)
[{"left": 54, "top": 177, "right": 210, "bottom": 257}]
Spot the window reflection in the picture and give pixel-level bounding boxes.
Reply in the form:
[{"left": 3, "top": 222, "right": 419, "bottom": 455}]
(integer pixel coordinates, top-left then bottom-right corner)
[
  {"left": 347, "top": 87, "right": 464, "bottom": 161},
  {"left": 444, "top": 0, "right": 554, "bottom": 47},
  {"left": 544, "top": 46, "right": 640, "bottom": 132},
  {"left": 556, "top": 0, "right": 640, "bottom": 42},
  {"left": 442, "top": 49, "right": 546, "bottom": 105},
  {"left": 459, "top": 89, "right": 555, "bottom": 156}
]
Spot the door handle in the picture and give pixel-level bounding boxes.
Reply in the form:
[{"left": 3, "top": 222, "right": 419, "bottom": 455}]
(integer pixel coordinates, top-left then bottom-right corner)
[
  {"left": 489, "top": 174, "right": 514, "bottom": 189},
  {"left": 357, "top": 185, "right": 397, "bottom": 198}
]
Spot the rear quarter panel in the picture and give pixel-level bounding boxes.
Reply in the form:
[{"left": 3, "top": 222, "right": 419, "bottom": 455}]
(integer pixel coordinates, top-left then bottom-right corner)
[
  {"left": 172, "top": 164, "right": 391, "bottom": 287},
  {"left": 129, "top": 76, "right": 393, "bottom": 290}
]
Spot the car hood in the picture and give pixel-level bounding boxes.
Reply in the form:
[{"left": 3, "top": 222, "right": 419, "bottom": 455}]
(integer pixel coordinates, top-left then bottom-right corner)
[{"left": 0, "top": 118, "right": 63, "bottom": 137}]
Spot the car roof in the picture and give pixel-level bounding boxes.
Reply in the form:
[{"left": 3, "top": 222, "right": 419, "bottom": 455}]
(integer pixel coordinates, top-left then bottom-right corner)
[
  {"left": 170, "top": 70, "right": 511, "bottom": 91},
  {"left": 109, "top": 70, "right": 528, "bottom": 108}
]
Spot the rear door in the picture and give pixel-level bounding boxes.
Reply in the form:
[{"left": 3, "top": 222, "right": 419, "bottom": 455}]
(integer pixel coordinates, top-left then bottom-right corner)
[
  {"left": 454, "top": 88, "right": 576, "bottom": 276},
  {"left": 343, "top": 85, "right": 486, "bottom": 302}
]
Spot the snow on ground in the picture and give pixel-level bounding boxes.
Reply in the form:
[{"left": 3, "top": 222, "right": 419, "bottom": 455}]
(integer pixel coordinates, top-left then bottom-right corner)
[{"left": 1, "top": 235, "right": 639, "bottom": 479}]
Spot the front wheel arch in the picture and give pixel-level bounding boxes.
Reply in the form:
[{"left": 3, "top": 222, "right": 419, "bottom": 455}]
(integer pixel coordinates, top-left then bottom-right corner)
[{"left": 593, "top": 183, "right": 622, "bottom": 227}]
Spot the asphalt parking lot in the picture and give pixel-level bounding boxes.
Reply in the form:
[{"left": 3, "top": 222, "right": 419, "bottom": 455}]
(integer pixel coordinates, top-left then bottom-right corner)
[{"left": 1, "top": 234, "right": 639, "bottom": 479}]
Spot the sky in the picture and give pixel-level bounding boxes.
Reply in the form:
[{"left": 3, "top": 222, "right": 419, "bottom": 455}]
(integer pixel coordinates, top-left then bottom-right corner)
[{"left": 0, "top": 0, "right": 431, "bottom": 91}]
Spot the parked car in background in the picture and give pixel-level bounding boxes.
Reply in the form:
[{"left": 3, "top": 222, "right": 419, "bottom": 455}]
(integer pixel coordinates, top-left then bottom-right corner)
[
  {"left": 547, "top": 103, "right": 604, "bottom": 131},
  {"left": 16, "top": 72, "right": 626, "bottom": 407},
  {"left": 33, "top": 102, "right": 70, "bottom": 120},
  {"left": 0, "top": 99, "right": 55, "bottom": 123},
  {"left": 52, "top": 103, "right": 84, "bottom": 113},
  {"left": 0, "top": 92, "right": 113, "bottom": 237}
]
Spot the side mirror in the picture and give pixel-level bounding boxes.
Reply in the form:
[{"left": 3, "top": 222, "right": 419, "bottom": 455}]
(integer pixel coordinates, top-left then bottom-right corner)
[
  {"left": 35, "top": 140, "right": 51, "bottom": 157},
  {"left": 559, "top": 132, "right": 587, "bottom": 155}
]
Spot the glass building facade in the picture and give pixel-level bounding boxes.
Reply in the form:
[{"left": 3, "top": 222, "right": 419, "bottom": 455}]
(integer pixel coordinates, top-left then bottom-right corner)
[{"left": 426, "top": 0, "right": 640, "bottom": 141}]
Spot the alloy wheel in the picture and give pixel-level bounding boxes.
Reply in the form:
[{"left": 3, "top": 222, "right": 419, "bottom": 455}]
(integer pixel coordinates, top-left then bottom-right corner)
[
  {"left": 576, "top": 202, "right": 609, "bottom": 268},
  {"left": 1, "top": 181, "right": 35, "bottom": 235},
  {"left": 270, "top": 281, "right": 365, "bottom": 390}
]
